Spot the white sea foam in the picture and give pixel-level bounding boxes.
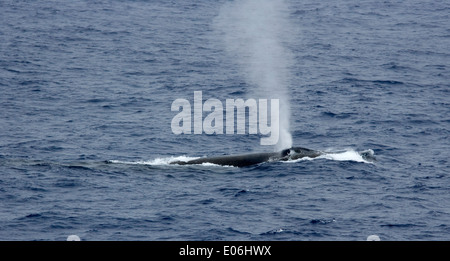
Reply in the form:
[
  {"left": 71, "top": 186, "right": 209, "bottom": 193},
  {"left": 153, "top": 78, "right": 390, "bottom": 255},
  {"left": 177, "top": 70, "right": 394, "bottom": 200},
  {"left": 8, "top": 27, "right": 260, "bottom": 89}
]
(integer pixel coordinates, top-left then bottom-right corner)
[
  {"left": 197, "top": 162, "right": 236, "bottom": 168},
  {"left": 285, "top": 149, "right": 374, "bottom": 164},
  {"left": 108, "top": 156, "right": 200, "bottom": 166},
  {"left": 109, "top": 157, "right": 239, "bottom": 168},
  {"left": 318, "top": 149, "right": 369, "bottom": 163}
]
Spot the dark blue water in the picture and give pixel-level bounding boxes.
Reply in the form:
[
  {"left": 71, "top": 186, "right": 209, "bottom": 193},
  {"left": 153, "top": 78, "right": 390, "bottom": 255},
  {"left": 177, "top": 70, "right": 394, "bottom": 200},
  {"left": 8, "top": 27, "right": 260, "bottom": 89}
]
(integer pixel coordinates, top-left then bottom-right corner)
[{"left": 1, "top": 0, "right": 449, "bottom": 241}]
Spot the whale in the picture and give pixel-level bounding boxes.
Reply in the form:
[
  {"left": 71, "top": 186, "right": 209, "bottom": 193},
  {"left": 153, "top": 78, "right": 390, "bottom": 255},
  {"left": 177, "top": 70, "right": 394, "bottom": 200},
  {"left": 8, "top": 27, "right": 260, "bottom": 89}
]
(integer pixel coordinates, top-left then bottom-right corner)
[
  {"left": 169, "top": 147, "right": 376, "bottom": 167},
  {"left": 170, "top": 147, "right": 322, "bottom": 167}
]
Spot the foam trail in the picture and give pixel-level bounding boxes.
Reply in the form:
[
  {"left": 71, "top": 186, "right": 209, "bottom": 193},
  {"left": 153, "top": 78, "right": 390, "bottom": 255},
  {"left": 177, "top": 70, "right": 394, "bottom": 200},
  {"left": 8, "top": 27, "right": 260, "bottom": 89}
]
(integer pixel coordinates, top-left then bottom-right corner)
[
  {"left": 108, "top": 156, "right": 236, "bottom": 167},
  {"left": 108, "top": 156, "right": 199, "bottom": 166},
  {"left": 214, "top": 0, "right": 294, "bottom": 151}
]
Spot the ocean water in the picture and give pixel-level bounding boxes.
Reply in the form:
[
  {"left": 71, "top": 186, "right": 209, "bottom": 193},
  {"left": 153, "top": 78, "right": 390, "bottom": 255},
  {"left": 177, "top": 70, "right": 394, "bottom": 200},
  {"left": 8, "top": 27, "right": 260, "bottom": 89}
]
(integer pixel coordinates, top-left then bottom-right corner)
[{"left": 0, "top": 0, "right": 449, "bottom": 241}]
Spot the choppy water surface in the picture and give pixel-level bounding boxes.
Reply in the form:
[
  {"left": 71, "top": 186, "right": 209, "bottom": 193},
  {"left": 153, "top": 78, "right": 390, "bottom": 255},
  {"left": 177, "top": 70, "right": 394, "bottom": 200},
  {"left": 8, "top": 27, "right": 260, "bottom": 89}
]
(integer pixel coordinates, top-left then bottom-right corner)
[{"left": 0, "top": 0, "right": 449, "bottom": 240}]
